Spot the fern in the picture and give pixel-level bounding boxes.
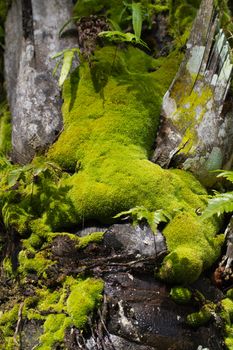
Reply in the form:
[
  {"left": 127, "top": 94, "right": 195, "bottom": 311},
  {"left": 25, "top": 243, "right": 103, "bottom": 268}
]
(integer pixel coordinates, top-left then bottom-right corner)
[
  {"left": 114, "top": 206, "right": 170, "bottom": 233},
  {"left": 215, "top": 170, "right": 233, "bottom": 183},
  {"left": 98, "top": 30, "right": 149, "bottom": 49},
  {"left": 202, "top": 192, "right": 233, "bottom": 219},
  {"left": 201, "top": 170, "right": 233, "bottom": 219}
]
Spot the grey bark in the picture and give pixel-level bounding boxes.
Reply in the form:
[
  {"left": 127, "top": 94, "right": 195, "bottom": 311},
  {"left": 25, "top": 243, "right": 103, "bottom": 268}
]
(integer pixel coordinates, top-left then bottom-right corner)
[
  {"left": 4, "top": 0, "right": 78, "bottom": 164},
  {"left": 152, "top": 0, "right": 233, "bottom": 185}
]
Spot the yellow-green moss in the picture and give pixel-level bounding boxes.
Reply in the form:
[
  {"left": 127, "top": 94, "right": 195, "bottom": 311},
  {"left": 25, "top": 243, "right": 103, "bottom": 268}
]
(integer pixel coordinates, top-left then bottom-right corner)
[
  {"left": 186, "top": 304, "right": 213, "bottom": 327},
  {"left": 67, "top": 278, "right": 104, "bottom": 328},
  {"left": 78, "top": 231, "right": 104, "bottom": 249},
  {"left": 46, "top": 45, "right": 223, "bottom": 283},
  {"left": 221, "top": 297, "right": 233, "bottom": 349},
  {"left": 170, "top": 286, "right": 192, "bottom": 304},
  {"left": 0, "top": 304, "right": 19, "bottom": 341},
  {"left": 158, "top": 212, "right": 224, "bottom": 283},
  {"left": 0, "top": 102, "right": 11, "bottom": 155},
  {"left": 18, "top": 250, "right": 54, "bottom": 278},
  {"left": 0, "top": 277, "right": 104, "bottom": 349},
  {"left": 2, "top": 257, "right": 14, "bottom": 278}
]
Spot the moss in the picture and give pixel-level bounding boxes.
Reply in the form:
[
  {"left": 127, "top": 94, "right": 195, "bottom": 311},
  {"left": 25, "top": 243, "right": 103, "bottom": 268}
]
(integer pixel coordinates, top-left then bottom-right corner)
[
  {"left": 18, "top": 249, "right": 54, "bottom": 278},
  {"left": 73, "top": 0, "right": 129, "bottom": 27},
  {"left": 170, "top": 286, "right": 192, "bottom": 304},
  {"left": 0, "top": 277, "right": 104, "bottom": 349},
  {"left": 37, "top": 314, "right": 71, "bottom": 350},
  {"left": 0, "top": 304, "right": 19, "bottom": 340},
  {"left": 222, "top": 298, "right": 233, "bottom": 323},
  {"left": 46, "top": 44, "right": 223, "bottom": 283},
  {"left": 77, "top": 231, "right": 105, "bottom": 249},
  {"left": 66, "top": 278, "right": 104, "bottom": 328},
  {"left": 2, "top": 257, "right": 14, "bottom": 278},
  {"left": 186, "top": 305, "right": 213, "bottom": 327},
  {"left": 0, "top": 102, "right": 11, "bottom": 155},
  {"left": 32, "top": 277, "right": 103, "bottom": 349},
  {"left": 158, "top": 212, "right": 223, "bottom": 283}
]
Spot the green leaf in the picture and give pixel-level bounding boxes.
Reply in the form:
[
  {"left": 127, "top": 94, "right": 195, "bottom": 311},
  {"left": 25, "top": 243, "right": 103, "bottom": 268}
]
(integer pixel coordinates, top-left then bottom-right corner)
[
  {"left": 59, "top": 16, "right": 80, "bottom": 37},
  {"left": 52, "top": 59, "right": 62, "bottom": 77},
  {"left": 58, "top": 50, "right": 75, "bottom": 87},
  {"left": 7, "top": 169, "right": 22, "bottom": 187},
  {"left": 202, "top": 192, "right": 233, "bottom": 219},
  {"left": 132, "top": 2, "right": 142, "bottom": 41}
]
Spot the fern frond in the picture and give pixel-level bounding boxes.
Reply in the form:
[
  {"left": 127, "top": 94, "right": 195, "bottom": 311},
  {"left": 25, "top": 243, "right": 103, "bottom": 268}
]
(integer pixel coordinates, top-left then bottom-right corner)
[
  {"left": 202, "top": 192, "right": 233, "bottom": 219},
  {"left": 216, "top": 170, "right": 233, "bottom": 183},
  {"left": 114, "top": 206, "right": 170, "bottom": 233},
  {"left": 98, "top": 30, "right": 149, "bottom": 49}
]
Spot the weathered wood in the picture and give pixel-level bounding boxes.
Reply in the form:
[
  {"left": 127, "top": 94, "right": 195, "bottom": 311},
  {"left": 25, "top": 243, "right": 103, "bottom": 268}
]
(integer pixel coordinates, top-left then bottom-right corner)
[
  {"left": 4, "top": 0, "right": 78, "bottom": 163},
  {"left": 152, "top": 0, "right": 233, "bottom": 185}
]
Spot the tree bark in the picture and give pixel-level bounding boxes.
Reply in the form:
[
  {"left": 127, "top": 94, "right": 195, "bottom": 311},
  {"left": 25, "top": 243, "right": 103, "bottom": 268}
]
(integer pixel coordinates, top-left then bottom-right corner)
[
  {"left": 152, "top": 0, "right": 233, "bottom": 185},
  {"left": 4, "top": 0, "right": 78, "bottom": 164}
]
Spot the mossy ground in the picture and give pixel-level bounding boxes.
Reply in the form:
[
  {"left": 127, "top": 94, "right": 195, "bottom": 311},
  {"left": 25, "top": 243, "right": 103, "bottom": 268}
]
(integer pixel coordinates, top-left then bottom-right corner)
[{"left": 0, "top": 277, "right": 104, "bottom": 349}]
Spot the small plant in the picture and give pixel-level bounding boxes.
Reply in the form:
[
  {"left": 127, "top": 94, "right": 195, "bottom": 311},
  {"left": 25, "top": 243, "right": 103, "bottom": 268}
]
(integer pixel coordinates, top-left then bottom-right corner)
[
  {"left": 114, "top": 206, "right": 171, "bottom": 233},
  {"left": 98, "top": 1, "right": 149, "bottom": 49},
  {"left": 51, "top": 48, "right": 81, "bottom": 87},
  {"left": 202, "top": 170, "right": 233, "bottom": 219}
]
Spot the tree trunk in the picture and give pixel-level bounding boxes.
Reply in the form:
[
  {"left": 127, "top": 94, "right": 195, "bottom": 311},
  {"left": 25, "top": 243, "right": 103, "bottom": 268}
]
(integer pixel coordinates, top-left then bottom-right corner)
[
  {"left": 152, "top": 0, "right": 233, "bottom": 186},
  {"left": 4, "top": 0, "right": 78, "bottom": 164}
]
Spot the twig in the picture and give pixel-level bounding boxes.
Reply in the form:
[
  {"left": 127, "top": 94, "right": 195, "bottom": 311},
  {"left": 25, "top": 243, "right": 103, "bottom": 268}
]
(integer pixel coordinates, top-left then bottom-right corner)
[{"left": 13, "top": 302, "right": 24, "bottom": 349}]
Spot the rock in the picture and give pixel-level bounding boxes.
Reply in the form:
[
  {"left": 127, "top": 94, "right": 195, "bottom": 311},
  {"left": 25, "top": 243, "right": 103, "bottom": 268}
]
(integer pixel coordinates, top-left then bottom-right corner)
[
  {"left": 75, "top": 273, "right": 224, "bottom": 350},
  {"left": 4, "top": 0, "right": 78, "bottom": 163},
  {"left": 152, "top": 0, "right": 233, "bottom": 185}
]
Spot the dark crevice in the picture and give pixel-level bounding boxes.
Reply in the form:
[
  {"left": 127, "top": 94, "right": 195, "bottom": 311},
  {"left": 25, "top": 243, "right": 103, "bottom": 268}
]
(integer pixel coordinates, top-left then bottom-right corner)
[{"left": 22, "top": 0, "right": 34, "bottom": 41}]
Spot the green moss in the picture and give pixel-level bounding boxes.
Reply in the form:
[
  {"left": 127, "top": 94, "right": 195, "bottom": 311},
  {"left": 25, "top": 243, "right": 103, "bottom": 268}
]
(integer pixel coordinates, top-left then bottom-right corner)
[
  {"left": 0, "top": 102, "right": 11, "bottom": 155},
  {"left": 2, "top": 257, "right": 14, "bottom": 278},
  {"left": 0, "top": 277, "right": 104, "bottom": 349},
  {"left": 37, "top": 314, "right": 71, "bottom": 350},
  {"left": 170, "top": 286, "right": 192, "bottom": 304},
  {"left": 0, "top": 304, "right": 19, "bottom": 339},
  {"left": 46, "top": 44, "right": 223, "bottom": 283},
  {"left": 18, "top": 249, "right": 54, "bottom": 277},
  {"left": 67, "top": 278, "right": 104, "bottom": 328},
  {"left": 186, "top": 305, "right": 213, "bottom": 327},
  {"left": 78, "top": 231, "right": 105, "bottom": 249},
  {"left": 222, "top": 298, "right": 233, "bottom": 323},
  {"left": 158, "top": 212, "right": 223, "bottom": 283}
]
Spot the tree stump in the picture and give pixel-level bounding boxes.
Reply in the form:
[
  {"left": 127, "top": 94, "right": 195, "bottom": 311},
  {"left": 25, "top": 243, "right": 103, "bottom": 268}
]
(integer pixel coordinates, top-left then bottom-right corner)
[{"left": 152, "top": 0, "right": 233, "bottom": 185}]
